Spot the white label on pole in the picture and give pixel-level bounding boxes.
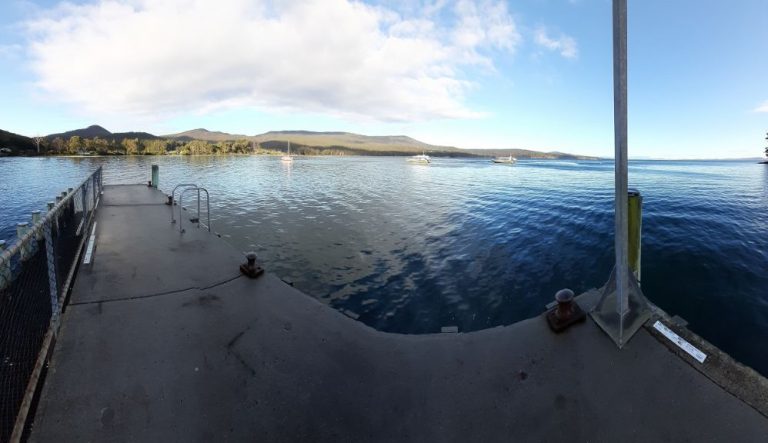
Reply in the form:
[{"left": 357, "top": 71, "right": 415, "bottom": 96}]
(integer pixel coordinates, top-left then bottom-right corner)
[{"left": 653, "top": 320, "right": 707, "bottom": 363}]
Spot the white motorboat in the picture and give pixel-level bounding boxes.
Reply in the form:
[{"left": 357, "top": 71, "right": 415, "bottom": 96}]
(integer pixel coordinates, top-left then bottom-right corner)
[
  {"left": 407, "top": 152, "right": 431, "bottom": 164},
  {"left": 492, "top": 154, "right": 516, "bottom": 164}
]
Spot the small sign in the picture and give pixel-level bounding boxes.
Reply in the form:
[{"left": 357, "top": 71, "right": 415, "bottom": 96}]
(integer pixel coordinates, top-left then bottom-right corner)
[{"left": 653, "top": 320, "right": 707, "bottom": 363}]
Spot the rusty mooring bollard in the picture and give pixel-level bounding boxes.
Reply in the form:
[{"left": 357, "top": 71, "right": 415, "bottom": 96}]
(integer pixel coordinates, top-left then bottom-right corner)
[
  {"left": 240, "top": 252, "right": 264, "bottom": 279},
  {"left": 166, "top": 195, "right": 174, "bottom": 206},
  {"left": 546, "top": 288, "right": 586, "bottom": 333}
]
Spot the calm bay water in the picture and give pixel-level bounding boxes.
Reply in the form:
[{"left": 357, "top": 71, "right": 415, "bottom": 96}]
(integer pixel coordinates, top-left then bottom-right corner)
[{"left": 1, "top": 156, "right": 767, "bottom": 375}]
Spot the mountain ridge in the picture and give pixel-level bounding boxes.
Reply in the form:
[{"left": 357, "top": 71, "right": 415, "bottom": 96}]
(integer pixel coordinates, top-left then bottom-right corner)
[
  {"left": 46, "top": 124, "right": 158, "bottom": 141},
  {"left": 0, "top": 125, "right": 598, "bottom": 159}
]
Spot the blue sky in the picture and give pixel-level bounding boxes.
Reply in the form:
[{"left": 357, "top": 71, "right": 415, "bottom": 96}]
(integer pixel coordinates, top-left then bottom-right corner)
[{"left": 0, "top": 0, "right": 766, "bottom": 159}]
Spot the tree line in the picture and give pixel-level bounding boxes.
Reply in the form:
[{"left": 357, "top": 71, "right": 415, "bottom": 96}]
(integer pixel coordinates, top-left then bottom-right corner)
[
  {"left": 30, "top": 137, "right": 358, "bottom": 156},
  {"left": 40, "top": 137, "right": 273, "bottom": 155}
]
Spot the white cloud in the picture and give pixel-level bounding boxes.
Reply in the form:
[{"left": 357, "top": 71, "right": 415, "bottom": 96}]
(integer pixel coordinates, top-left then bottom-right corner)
[
  {"left": 755, "top": 101, "right": 768, "bottom": 113},
  {"left": 23, "top": 0, "right": 521, "bottom": 122},
  {"left": 533, "top": 26, "right": 577, "bottom": 59}
]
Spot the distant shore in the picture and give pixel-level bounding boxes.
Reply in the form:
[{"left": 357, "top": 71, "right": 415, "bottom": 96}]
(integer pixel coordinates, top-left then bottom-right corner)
[{"left": 0, "top": 152, "right": 601, "bottom": 160}]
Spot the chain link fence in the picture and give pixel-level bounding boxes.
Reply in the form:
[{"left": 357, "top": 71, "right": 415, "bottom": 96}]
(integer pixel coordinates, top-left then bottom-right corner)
[{"left": 0, "top": 167, "right": 102, "bottom": 442}]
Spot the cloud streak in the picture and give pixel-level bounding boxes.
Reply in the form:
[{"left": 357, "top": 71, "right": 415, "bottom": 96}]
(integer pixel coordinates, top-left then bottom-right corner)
[
  {"left": 24, "top": 0, "right": 521, "bottom": 122},
  {"left": 755, "top": 101, "right": 768, "bottom": 113},
  {"left": 533, "top": 26, "right": 577, "bottom": 59}
]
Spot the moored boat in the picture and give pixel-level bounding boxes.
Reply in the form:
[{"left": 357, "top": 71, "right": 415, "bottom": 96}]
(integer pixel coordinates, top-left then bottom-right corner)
[
  {"left": 492, "top": 154, "right": 516, "bottom": 164},
  {"left": 407, "top": 152, "right": 431, "bottom": 164},
  {"left": 281, "top": 141, "right": 294, "bottom": 163}
]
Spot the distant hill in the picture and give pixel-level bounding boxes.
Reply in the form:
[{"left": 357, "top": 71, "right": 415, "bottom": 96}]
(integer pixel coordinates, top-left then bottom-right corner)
[
  {"left": 164, "top": 128, "right": 248, "bottom": 142},
  {"left": 46, "top": 125, "right": 111, "bottom": 139},
  {"left": 12, "top": 124, "right": 596, "bottom": 159},
  {"left": 0, "top": 129, "right": 35, "bottom": 153},
  {"left": 250, "top": 131, "right": 461, "bottom": 154},
  {"left": 112, "top": 131, "right": 159, "bottom": 140},
  {"left": 46, "top": 125, "right": 158, "bottom": 141},
  {"left": 465, "top": 149, "right": 599, "bottom": 160}
]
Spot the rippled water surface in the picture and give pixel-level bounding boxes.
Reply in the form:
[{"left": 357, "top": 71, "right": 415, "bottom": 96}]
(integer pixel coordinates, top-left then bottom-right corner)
[{"left": 2, "top": 156, "right": 767, "bottom": 375}]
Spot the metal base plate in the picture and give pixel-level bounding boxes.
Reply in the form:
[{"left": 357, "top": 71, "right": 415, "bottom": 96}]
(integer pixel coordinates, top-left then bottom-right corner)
[{"left": 591, "top": 267, "right": 651, "bottom": 348}]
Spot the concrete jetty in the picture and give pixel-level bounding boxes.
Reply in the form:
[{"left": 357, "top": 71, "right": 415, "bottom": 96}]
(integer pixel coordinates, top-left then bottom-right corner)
[{"left": 29, "top": 185, "right": 768, "bottom": 441}]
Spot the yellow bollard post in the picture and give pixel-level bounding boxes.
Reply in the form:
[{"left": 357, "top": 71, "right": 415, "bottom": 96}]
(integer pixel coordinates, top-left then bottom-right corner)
[{"left": 628, "top": 190, "right": 642, "bottom": 284}]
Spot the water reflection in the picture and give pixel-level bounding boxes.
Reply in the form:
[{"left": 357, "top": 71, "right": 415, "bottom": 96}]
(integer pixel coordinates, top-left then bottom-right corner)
[{"left": 1, "top": 156, "right": 767, "bottom": 375}]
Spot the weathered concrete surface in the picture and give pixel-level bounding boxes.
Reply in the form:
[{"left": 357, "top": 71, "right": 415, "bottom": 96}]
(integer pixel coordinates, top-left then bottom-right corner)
[
  {"left": 71, "top": 185, "right": 242, "bottom": 303},
  {"left": 101, "top": 184, "right": 169, "bottom": 206},
  {"left": 31, "top": 186, "right": 768, "bottom": 442}
]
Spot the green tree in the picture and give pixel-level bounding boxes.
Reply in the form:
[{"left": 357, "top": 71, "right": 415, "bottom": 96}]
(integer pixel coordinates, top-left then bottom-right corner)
[
  {"left": 232, "top": 139, "right": 250, "bottom": 154},
  {"left": 184, "top": 140, "right": 211, "bottom": 155},
  {"left": 67, "top": 136, "right": 82, "bottom": 154},
  {"left": 144, "top": 139, "right": 167, "bottom": 155},
  {"left": 121, "top": 138, "right": 142, "bottom": 155},
  {"left": 92, "top": 137, "right": 110, "bottom": 154}
]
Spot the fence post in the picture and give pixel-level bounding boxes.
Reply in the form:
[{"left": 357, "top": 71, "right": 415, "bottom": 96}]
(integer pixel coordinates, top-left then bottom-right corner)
[
  {"left": 92, "top": 174, "right": 98, "bottom": 208},
  {"left": 0, "top": 240, "right": 9, "bottom": 290},
  {"left": 17, "top": 222, "right": 31, "bottom": 261},
  {"left": 47, "top": 201, "right": 58, "bottom": 234},
  {"left": 628, "top": 190, "right": 642, "bottom": 284},
  {"left": 44, "top": 221, "right": 60, "bottom": 329},
  {"left": 84, "top": 183, "right": 89, "bottom": 215},
  {"left": 32, "top": 210, "right": 42, "bottom": 240},
  {"left": 62, "top": 191, "right": 70, "bottom": 218}
]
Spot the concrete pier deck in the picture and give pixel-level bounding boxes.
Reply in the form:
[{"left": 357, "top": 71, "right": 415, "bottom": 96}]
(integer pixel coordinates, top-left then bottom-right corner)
[{"left": 30, "top": 185, "right": 768, "bottom": 442}]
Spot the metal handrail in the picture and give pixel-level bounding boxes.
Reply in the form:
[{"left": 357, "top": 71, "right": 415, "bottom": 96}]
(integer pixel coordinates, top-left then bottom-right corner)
[
  {"left": 170, "top": 183, "right": 198, "bottom": 224},
  {"left": 0, "top": 167, "right": 102, "bottom": 267},
  {"left": 178, "top": 187, "right": 210, "bottom": 233}
]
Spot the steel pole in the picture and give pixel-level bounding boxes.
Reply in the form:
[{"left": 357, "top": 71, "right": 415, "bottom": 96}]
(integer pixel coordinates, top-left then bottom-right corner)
[{"left": 613, "top": 0, "right": 629, "bottom": 319}]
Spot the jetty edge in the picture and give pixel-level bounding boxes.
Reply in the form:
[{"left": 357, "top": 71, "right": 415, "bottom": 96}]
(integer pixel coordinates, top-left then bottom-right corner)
[{"left": 19, "top": 183, "right": 768, "bottom": 442}]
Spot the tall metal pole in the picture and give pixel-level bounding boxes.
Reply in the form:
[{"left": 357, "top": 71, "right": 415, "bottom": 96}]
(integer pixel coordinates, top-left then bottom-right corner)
[
  {"left": 593, "top": 0, "right": 650, "bottom": 348},
  {"left": 613, "top": 0, "right": 630, "bottom": 320}
]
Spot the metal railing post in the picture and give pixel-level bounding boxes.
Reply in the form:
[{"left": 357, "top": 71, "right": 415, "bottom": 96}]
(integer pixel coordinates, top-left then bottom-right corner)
[
  {"left": 48, "top": 201, "right": 58, "bottom": 235},
  {"left": 92, "top": 174, "right": 97, "bottom": 208},
  {"left": 44, "top": 221, "right": 60, "bottom": 329},
  {"left": 0, "top": 241, "right": 9, "bottom": 290},
  {"left": 81, "top": 183, "right": 88, "bottom": 215}
]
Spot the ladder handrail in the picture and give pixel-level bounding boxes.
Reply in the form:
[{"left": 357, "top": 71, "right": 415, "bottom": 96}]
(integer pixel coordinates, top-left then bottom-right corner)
[
  {"left": 178, "top": 187, "right": 211, "bottom": 233},
  {"left": 170, "top": 183, "right": 198, "bottom": 224}
]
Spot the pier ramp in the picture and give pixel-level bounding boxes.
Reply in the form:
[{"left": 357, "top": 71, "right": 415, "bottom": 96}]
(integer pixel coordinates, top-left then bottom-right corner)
[{"left": 29, "top": 185, "right": 768, "bottom": 442}]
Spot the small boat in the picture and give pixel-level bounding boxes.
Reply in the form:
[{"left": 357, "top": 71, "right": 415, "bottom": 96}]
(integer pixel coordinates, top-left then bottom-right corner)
[
  {"left": 492, "top": 154, "right": 516, "bottom": 164},
  {"left": 407, "top": 152, "right": 431, "bottom": 164},
  {"left": 281, "top": 141, "right": 294, "bottom": 163}
]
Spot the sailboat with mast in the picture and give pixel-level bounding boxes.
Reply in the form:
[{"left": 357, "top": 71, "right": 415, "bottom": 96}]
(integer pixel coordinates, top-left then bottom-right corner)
[{"left": 281, "top": 140, "right": 294, "bottom": 163}]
